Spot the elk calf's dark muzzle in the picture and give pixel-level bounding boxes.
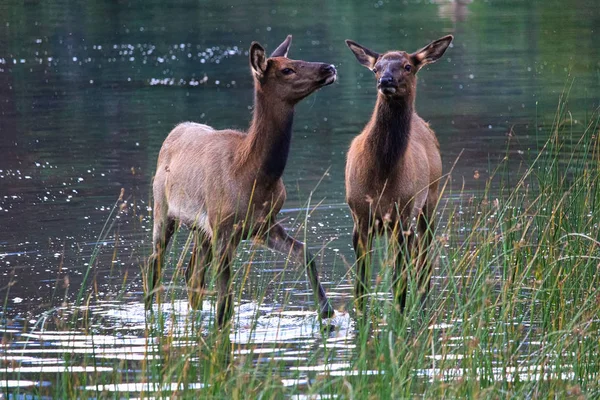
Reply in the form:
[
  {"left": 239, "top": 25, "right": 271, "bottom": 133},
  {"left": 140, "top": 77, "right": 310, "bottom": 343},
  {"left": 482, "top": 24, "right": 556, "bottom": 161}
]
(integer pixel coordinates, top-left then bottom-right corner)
[
  {"left": 378, "top": 75, "right": 394, "bottom": 86},
  {"left": 323, "top": 64, "right": 336, "bottom": 74}
]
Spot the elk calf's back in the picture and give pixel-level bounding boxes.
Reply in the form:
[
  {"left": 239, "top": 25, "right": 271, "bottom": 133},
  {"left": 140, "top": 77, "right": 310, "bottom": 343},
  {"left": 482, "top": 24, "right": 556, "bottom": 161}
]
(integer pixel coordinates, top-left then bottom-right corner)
[
  {"left": 344, "top": 35, "right": 453, "bottom": 312},
  {"left": 149, "top": 35, "right": 336, "bottom": 327}
]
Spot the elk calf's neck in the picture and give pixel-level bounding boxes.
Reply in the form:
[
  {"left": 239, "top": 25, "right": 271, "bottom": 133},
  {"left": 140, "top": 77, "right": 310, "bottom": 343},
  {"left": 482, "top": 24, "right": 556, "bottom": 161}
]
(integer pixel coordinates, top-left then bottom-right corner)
[
  {"left": 369, "top": 95, "right": 413, "bottom": 177},
  {"left": 345, "top": 35, "right": 453, "bottom": 313},
  {"left": 148, "top": 35, "right": 337, "bottom": 327},
  {"left": 242, "top": 89, "right": 294, "bottom": 181}
]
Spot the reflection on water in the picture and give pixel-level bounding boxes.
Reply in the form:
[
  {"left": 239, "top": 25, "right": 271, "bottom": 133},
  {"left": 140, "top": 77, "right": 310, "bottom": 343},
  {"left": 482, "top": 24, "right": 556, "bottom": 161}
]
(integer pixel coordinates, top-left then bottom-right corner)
[
  {"left": 435, "top": 0, "right": 473, "bottom": 23},
  {"left": 2, "top": 299, "right": 353, "bottom": 397},
  {"left": 2, "top": 282, "right": 594, "bottom": 399},
  {"left": 83, "top": 382, "right": 205, "bottom": 393},
  {"left": 1, "top": 0, "right": 599, "bottom": 397},
  {"left": 1, "top": 297, "right": 577, "bottom": 396}
]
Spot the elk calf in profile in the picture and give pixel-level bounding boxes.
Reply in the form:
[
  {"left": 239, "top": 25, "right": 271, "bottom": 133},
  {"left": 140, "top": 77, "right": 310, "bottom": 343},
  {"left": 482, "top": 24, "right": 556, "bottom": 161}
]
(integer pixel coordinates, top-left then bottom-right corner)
[
  {"left": 345, "top": 35, "right": 453, "bottom": 312},
  {"left": 149, "top": 36, "right": 336, "bottom": 327}
]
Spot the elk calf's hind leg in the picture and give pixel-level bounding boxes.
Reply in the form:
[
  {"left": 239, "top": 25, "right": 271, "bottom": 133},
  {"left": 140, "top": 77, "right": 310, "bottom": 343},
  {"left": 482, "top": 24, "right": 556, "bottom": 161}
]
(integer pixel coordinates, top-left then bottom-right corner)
[
  {"left": 146, "top": 218, "right": 175, "bottom": 309},
  {"left": 186, "top": 232, "right": 213, "bottom": 311}
]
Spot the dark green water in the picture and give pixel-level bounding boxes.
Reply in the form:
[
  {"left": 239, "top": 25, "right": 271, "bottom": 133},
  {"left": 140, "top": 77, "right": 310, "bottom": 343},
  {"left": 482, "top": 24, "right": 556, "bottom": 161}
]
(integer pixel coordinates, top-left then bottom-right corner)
[{"left": 1, "top": 0, "right": 599, "bottom": 396}]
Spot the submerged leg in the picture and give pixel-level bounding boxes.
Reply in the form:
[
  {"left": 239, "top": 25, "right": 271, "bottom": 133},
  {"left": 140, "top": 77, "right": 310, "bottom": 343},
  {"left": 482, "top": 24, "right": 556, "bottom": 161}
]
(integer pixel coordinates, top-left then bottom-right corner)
[
  {"left": 216, "top": 253, "right": 233, "bottom": 328},
  {"left": 352, "top": 225, "right": 372, "bottom": 314},
  {"left": 186, "top": 231, "right": 213, "bottom": 310},
  {"left": 214, "top": 234, "right": 237, "bottom": 329},
  {"left": 393, "top": 222, "right": 413, "bottom": 313},
  {"left": 147, "top": 216, "right": 175, "bottom": 309},
  {"left": 416, "top": 206, "right": 436, "bottom": 308},
  {"left": 263, "top": 223, "right": 334, "bottom": 319}
]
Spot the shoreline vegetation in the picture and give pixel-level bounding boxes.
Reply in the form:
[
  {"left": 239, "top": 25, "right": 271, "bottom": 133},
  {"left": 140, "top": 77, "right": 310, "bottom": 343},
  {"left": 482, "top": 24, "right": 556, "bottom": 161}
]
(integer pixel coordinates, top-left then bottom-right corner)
[{"left": 2, "top": 94, "right": 600, "bottom": 398}]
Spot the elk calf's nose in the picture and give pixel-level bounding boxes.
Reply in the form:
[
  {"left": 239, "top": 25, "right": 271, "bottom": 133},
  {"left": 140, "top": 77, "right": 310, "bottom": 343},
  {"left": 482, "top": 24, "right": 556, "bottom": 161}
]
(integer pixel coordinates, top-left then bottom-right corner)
[
  {"left": 379, "top": 75, "right": 393, "bottom": 85},
  {"left": 323, "top": 64, "right": 336, "bottom": 74}
]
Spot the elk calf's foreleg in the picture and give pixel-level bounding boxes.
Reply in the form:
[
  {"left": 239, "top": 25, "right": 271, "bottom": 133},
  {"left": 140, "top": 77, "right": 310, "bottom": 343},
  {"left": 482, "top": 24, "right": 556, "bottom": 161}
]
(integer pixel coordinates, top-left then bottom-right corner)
[
  {"left": 393, "top": 227, "right": 414, "bottom": 313},
  {"left": 352, "top": 227, "right": 372, "bottom": 313},
  {"left": 265, "top": 223, "right": 334, "bottom": 319},
  {"left": 416, "top": 212, "right": 435, "bottom": 307}
]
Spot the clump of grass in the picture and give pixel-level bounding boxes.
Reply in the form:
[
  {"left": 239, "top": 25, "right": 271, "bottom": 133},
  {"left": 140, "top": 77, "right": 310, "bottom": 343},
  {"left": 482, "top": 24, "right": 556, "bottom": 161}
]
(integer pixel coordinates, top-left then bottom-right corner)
[{"left": 2, "top": 96, "right": 600, "bottom": 399}]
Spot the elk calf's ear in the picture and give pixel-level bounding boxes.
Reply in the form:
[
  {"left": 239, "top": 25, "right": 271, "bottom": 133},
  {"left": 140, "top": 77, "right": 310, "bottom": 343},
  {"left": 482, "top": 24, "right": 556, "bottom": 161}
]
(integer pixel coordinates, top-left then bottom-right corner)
[
  {"left": 345, "top": 40, "right": 380, "bottom": 70},
  {"left": 270, "top": 35, "right": 292, "bottom": 58},
  {"left": 411, "top": 35, "right": 453, "bottom": 71},
  {"left": 250, "top": 42, "right": 267, "bottom": 78}
]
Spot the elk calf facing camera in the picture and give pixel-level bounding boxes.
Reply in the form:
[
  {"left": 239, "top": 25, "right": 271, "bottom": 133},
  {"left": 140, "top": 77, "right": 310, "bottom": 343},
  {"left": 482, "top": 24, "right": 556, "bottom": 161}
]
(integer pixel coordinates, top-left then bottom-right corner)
[
  {"left": 148, "top": 35, "right": 336, "bottom": 327},
  {"left": 345, "top": 35, "right": 453, "bottom": 312}
]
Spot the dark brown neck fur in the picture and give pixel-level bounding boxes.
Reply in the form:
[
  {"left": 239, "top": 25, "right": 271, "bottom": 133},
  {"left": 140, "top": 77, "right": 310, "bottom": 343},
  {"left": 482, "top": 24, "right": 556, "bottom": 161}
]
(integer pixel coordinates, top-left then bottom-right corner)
[
  {"left": 242, "top": 87, "right": 295, "bottom": 183},
  {"left": 366, "top": 94, "right": 413, "bottom": 177}
]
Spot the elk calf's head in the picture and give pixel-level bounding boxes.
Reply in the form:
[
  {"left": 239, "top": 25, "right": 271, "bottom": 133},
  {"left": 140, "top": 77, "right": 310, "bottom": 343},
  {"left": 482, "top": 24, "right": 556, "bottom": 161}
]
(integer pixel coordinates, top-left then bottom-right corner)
[
  {"left": 345, "top": 35, "right": 453, "bottom": 100},
  {"left": 250, "top": 35, "right": 337, "bottom": 104}
]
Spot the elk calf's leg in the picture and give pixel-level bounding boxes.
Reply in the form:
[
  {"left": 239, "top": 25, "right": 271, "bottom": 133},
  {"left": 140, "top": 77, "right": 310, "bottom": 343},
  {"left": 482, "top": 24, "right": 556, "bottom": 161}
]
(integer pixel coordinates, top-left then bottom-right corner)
[
  {"left": 186, "top": 232, "right": 213, "bottom": 310},
  {"left": 393, "top": 227, "right": 413, "bottom": 313},
  {"left": 146, "top": 218, "right": 175, "bottom": 309},
  {"left": 416, "top": 212, "right": 435, "bottom": 307},
  {"left": 352, "top": 227, "right": 372, "bottom": 313},
  {"left": 215, "top": 245, "right": 234, "bottom": 328},
  {"left": 265, "top": 223, "right": 334, "bottom": 319}
]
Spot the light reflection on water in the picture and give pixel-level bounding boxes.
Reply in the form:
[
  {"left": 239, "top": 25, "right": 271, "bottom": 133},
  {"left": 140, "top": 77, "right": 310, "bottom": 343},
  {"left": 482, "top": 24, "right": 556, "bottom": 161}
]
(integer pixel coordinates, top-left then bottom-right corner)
[
  {"left": 2, "top": 299, "right": 355, "bottom": 396},
  {"left": 1, "top": 295, "right": 569, "bottom": 393},
  {"left": 83, "top": 382, "right": 206, "bottom": 393}
]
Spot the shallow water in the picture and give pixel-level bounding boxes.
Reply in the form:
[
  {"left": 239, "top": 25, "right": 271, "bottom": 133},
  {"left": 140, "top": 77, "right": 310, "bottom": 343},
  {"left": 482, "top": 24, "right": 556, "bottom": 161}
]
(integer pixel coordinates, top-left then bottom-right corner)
[{"left": 1, "top": 0, "right": 599, "bottom": 397}]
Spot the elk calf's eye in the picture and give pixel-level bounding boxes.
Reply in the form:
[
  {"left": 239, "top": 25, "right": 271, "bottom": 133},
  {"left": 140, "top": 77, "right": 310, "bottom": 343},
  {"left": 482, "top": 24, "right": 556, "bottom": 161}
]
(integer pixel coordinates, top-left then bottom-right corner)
[
  {"left": 281, "top": 68, "right": 294, "bottom": 75},
  {"left": 404, "top": 65, "right": 412, "bottom": 72},
  {"left": 371, "top": 68, "right": 377, "bottom": 74}
]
